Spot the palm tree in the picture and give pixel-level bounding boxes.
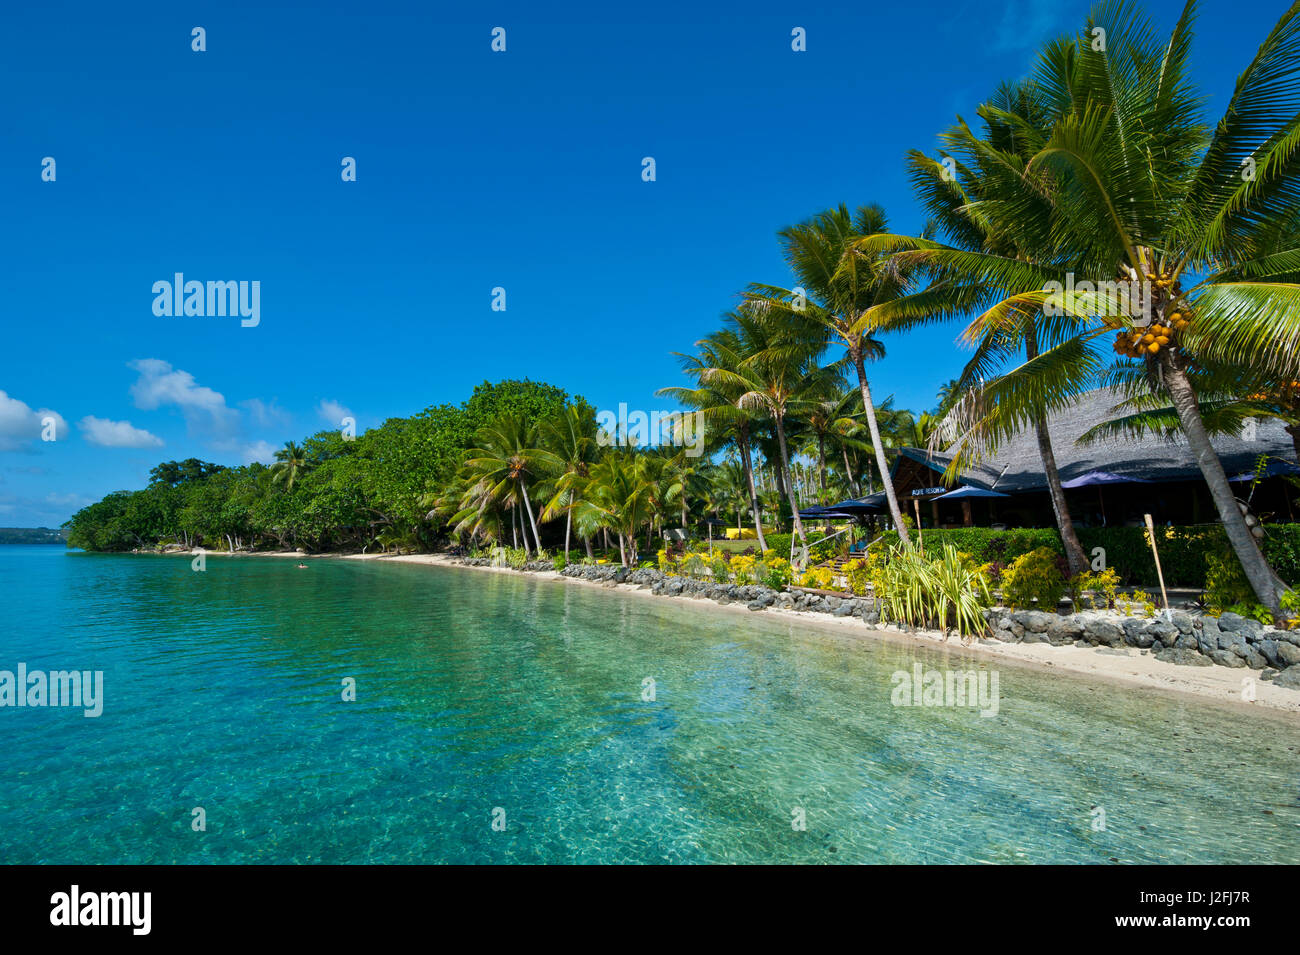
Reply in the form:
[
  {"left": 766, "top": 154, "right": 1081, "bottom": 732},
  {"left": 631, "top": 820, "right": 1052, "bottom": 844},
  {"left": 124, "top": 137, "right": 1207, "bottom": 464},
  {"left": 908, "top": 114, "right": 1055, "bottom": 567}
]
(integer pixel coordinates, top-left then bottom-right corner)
[
  {"left": 574, "top": 451, "right": 656, "bottom": 565},
  {"left": 713, "top": 457, "right": 752, "bottom": 540},
  {"left": 698, "top": 466, "right": 732, "bottom": 550},
  {"left": 744, "top": 203, "right": 914, "bottom": 542},
  {"left": 871, "top": 0, "right": 1300, "bottom": 614},
  {"left": 659, "top": 325, "right": 771, "bottom": 551},
  {"left": 271, "top": 441, "right": 308, "bottom": 491},
  {"left": 457, "top": 413, "right": 560, "bottom": 555},
  {"left": 703, "top": 308, "right": 836, "bottom": 563},
  {"left": 540, "top": 406, "right": 599, "bottom": 561},
  {"left": 849, "top": 82, "right": 1092, "bottom": 573},
  {"left": 798, "top": 385, "right": 862, "bottom": 499}
]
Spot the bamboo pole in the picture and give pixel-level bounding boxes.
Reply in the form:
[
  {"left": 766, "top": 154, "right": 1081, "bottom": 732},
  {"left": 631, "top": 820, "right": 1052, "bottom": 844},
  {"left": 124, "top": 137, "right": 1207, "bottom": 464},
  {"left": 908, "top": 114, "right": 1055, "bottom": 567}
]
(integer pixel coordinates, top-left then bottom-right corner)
[{"left": 1143, "top": 513, "right": 1170, "bottom": 615}]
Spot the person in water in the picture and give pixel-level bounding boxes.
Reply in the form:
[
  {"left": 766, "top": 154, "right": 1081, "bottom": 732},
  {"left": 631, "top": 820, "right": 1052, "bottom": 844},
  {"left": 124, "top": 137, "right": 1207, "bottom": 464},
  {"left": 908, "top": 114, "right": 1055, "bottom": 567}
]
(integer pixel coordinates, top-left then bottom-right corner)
[{"left": 297, "top": 562, "right": 308, "bottom": 569}]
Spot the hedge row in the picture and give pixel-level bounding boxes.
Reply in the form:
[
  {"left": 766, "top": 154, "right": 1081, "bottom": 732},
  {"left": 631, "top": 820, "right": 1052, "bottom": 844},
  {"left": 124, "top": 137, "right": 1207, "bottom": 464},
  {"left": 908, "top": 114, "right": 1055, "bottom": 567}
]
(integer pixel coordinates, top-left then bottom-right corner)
[{"left": 871, "top": 524, "right": 1300, "bottom": 589}]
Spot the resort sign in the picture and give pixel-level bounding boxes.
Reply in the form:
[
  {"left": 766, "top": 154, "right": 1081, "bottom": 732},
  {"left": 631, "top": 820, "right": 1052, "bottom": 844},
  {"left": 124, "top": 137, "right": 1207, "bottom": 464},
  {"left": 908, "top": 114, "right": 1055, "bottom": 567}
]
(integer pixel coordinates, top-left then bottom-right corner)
[{"left": 911, "top": 487, "right": 946, "bottom": 496}]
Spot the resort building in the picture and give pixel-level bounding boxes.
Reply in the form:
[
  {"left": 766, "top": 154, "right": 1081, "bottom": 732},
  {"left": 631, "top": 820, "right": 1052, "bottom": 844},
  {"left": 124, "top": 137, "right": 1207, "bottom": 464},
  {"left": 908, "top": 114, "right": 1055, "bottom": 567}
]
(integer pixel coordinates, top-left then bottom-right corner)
[{"left": 884, "top": 388, "right": 1298, "bottom": 530}]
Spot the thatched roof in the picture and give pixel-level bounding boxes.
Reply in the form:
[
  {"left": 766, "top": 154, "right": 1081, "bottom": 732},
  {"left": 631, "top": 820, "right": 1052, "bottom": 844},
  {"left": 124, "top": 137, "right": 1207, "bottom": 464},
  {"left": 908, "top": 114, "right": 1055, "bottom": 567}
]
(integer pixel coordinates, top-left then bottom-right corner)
[{"left": 896, "top": 387, "right": 1298, "bottom": 493}]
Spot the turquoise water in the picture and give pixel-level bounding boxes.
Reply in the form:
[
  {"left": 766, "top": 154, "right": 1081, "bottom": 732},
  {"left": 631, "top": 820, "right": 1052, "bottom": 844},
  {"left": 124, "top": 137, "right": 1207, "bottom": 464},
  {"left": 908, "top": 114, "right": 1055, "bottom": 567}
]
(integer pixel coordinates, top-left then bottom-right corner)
[{"left": 1, "top": 544, "right": 1297, "bottom": 864}]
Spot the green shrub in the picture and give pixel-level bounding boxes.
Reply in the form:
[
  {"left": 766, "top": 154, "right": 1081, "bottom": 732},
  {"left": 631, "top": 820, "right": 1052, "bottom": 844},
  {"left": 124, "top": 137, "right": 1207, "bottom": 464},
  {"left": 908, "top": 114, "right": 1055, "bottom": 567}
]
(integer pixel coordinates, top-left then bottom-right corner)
[
  {"left": 795, "top": 567, "right": 834, "bottom": 590},
  {"left": 552, "top": 553, "right": 567, "bottom": 571},
  {"left": 761, "top": 556, "right": 792, "bottom": 590},
  {"left": 1069, "top": 567, "right": 1119, "bottom": 609},
  {"left": 844, "top": 558, "right": 871, "bottom": 596},
  {"left": 878, "top": 541, "right": 992, "bottom": 640},
  {"left": 1203, "top": 544, "right": 1256, "bottom": 613},
  {"left": 763, "top": 533, "right": 793, "bottom": 558},
  {"left": 999, "top": 547, "right": 1066, "bottom": 610},
  {"left": 872, "top": 524, "right": 1300, "bottom": 591},
  {"left": 710, "top": 553, "right": 731, "bottom": 582}
]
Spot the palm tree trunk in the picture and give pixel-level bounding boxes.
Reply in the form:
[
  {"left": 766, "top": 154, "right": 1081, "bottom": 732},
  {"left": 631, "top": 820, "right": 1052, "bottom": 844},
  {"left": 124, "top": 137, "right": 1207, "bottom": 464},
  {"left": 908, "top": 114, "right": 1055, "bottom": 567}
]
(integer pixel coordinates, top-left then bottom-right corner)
[
  {"left": 774, "top": 413, "right": 808, "bottom": 560},
  {"left": 853, "top": 351, "right": 909, "bottom": 543},
  {"left": 1023, "top": 336, "right": 1088, "bottom": 576},
  {"left": 817, "top": 436, "right": 827, "bottom": 495},
  {"left": 737, "top": 433, "right": 769, "bottom": 551},
  {"left": 564, "top": 490, "right": 573, "bottom": 560},
  {"left": 520, "top": 482, "right": 543, "bottom": 553},
  {"left": 618, "top": 533, "right": 627, "bottom": 566},
  {"left": 1034, "top": 414, "right": 1088, "bottom": 576},
  {"left": 1163, "top": 353, "right": 1286, "bottom": 617},
  {"left": 584, "top": 535, "right": 594, "bottom": 559},
  {"left": 841, "top": 446, "right": 860, "bottom": 496}
]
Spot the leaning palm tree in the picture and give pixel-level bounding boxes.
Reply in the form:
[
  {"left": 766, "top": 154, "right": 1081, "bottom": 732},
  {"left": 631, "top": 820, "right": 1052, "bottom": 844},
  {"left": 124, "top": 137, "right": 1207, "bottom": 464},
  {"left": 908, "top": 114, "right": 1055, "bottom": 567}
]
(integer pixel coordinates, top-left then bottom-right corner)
[
  {"left": 871, "top": 0, "right": 1300, "bottom": 615},
  {"left": 744, "top": 203, "right": 914, "bottom": 542},
  {"left": 458, "top": 413, "right": 560, "bottom": 555},
  {"left": 270, "top": 441, "right": 308, "bottom": 491},
  {"left": 854, "top": 80, "right": 1094, "bottom": 573}
]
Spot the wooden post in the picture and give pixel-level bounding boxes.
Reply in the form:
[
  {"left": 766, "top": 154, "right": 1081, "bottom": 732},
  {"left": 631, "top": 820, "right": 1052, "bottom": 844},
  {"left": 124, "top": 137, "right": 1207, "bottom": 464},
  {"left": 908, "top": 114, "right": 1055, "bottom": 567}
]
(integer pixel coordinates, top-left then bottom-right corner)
[
  {"left": 912, "top": 497, "right": 923, "bottom": 549},
  {"left": 962, "top": 499, "right": 972, "bottom": 527},
  {"left": 1143, "top": 513, "right": 1170, "bottom": 614}
]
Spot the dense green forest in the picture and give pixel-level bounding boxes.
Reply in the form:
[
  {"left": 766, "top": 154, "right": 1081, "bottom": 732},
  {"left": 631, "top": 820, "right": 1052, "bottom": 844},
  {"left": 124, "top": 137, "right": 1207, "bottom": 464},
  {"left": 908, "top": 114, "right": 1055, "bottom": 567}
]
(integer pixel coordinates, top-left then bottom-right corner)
[{"left": 64, "top": 380, "right": 591, "bottom": 554}]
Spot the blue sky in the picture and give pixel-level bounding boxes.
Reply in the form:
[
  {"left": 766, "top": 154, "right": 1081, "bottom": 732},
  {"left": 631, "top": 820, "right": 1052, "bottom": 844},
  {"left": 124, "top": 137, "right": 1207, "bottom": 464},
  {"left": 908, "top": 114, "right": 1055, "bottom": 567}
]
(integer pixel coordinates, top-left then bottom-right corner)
[{"left": 0, "top": 0, "right": 1272, "bottom": 526}]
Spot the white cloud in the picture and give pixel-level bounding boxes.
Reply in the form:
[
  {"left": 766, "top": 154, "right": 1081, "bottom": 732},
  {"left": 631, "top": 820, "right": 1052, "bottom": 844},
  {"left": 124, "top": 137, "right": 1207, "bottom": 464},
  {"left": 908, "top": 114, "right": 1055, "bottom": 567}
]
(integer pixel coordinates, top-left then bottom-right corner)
[
  {"left": 241, "top": 440, "right": 278, "bottom": 465},
  {"left": 127, "top": 359, "right": 238, "bottom": 440},
  {"left": 0, "top": 390, "right": 68, "bottom": 450},
  {"left": 129, "top": 359, "right": 225, "bottom": 412},
  {"left": 317, "top": 399, "right": 353, "bottom": 426},
  {"left": 78, "top": 415, "right": 164, "bottom": 449},
  {"left": 240, "top": 398, "right": 292, "bottom": 430}
]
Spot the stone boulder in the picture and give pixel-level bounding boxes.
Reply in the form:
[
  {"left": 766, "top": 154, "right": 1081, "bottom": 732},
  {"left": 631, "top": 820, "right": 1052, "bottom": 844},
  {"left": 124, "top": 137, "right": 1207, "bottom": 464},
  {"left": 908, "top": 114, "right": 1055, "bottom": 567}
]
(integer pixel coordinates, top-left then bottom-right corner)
[
  {"left": 1159, "top": 647, "right": 1206, "bottom": 670},
  {"left": 1154, "top": 647, "right": 1212, "bottom": 667},
  {"left": 1046, "top": 616, "right": 1084, "bottom": 646},
  {"left": 1273, "top": 667, "right": 1300, "bottom": 690},
  {"left": 1208, "top": 648, "right": 1247, "bottom": 668},
  {"left": 1085, "top": 618, "right": 1125, "bottom": 647}
]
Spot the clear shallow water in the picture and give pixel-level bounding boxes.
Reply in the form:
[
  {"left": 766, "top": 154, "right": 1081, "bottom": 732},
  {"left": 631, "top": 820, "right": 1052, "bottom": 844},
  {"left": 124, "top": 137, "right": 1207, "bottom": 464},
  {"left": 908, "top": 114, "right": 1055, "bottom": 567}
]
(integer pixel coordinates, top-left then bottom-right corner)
[{"left": 1, "top": 545, "right": 1297, "bottom": 864}]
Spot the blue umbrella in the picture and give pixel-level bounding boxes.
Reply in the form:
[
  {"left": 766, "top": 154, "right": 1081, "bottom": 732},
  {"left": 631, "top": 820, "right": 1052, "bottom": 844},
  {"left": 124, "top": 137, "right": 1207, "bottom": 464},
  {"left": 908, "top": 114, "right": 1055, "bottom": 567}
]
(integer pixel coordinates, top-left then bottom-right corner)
[
  {"left": 829, "top": 493, "right": 887, "bottom": 513},
  {"left": 936, "top": 485, "right": 1010, "bottom": 500}
]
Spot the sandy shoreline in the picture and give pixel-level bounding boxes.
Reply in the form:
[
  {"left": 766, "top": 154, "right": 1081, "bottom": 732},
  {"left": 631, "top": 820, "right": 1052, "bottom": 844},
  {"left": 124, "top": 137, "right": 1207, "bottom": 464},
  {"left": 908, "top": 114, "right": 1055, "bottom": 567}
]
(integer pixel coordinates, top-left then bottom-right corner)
[{"left": 185, "top": 547, "right": 1300, "bottom": 720}]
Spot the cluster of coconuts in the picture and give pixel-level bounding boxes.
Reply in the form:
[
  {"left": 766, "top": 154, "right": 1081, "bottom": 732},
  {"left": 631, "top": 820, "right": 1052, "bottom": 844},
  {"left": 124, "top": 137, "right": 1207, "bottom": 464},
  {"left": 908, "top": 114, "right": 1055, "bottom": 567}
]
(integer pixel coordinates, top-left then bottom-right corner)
[
  {"left": 1111, "top": 267, "right": 1193, "bottom": 359},
  {"left": 1248, "top": 379, "right": 1300, "bottom": 402}
]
